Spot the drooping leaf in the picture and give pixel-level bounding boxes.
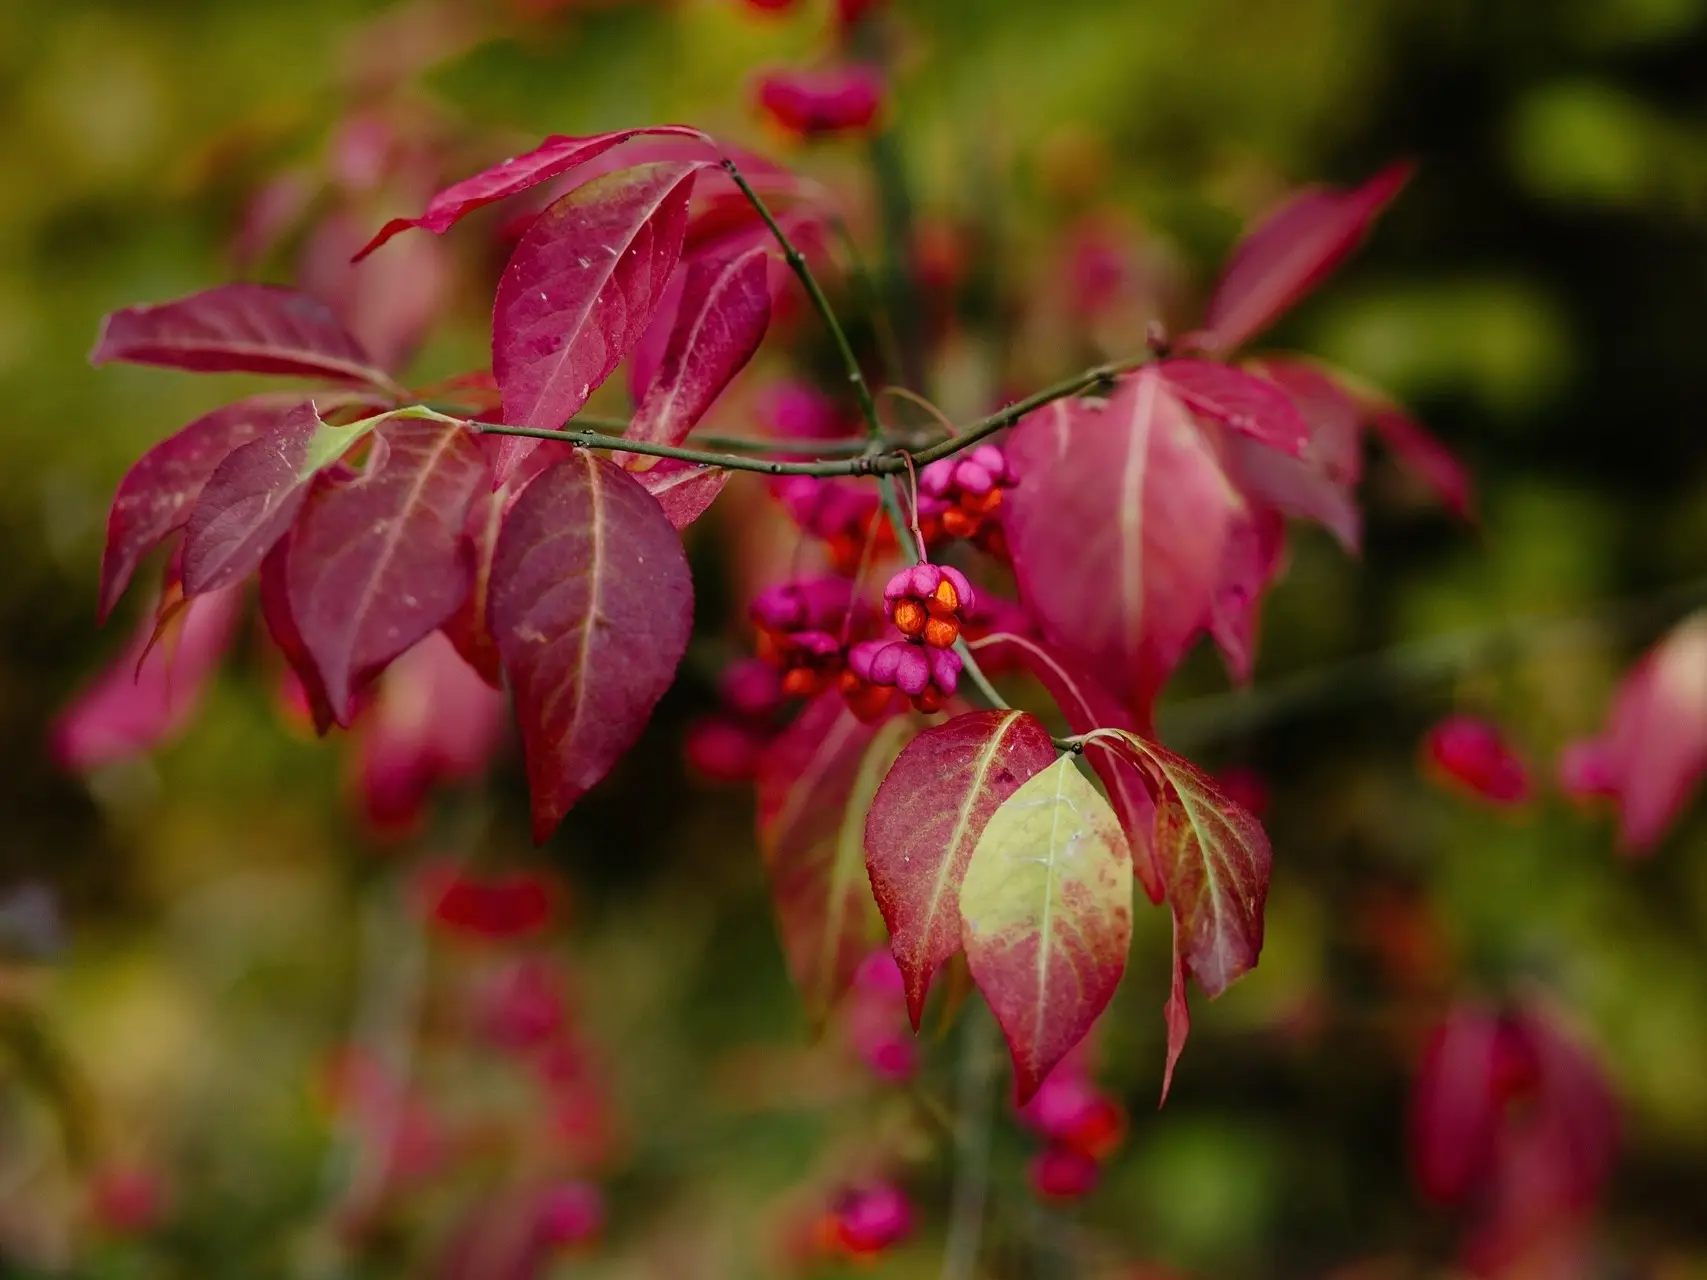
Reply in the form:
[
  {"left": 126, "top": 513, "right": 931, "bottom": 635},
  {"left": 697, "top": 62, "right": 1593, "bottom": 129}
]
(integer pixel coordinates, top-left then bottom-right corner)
[
  {"left": 865, "top": 709, "right": 1057, "bottom": 1027},
  {"left": 98, "top": 393, "right": 307, "bottom": 622},
  {"left": 1368, "top": 406, "right": 1475, "bottom": 521},
  {"left": 759, "top": 695, "right": 914, "bottom": 1023},
  {"left": 443, "top": 441, "right": 568, "bottom": 687},
  {"left": 960, "top": 754, "right": 1133, "bottom": 1102},
  {"left": 1161, "top": 918, "right": 1190, "bottom": 1106},
  {"left": 259, "top": 532, "right": 337, "bottom": 735},
  {"left": 181, "top": 401, "right": 389, "bottom": 597},
  {"left": 626, "top": 243, "right": 772, "bottom": 453},
  {"left": 51, "top": 586, "right": 243, "bottom": 771},
  {"left": 286, "top": 417, "right": 489, "bottom": 723},
  {"left": 632, "top": 458, "right": 730, "bottom": 530},
  {"left": 90, "top": 283, "right": 395, "bottom": 391},
  {"left": 1207, "top": 504, "right": 1287, "bottom": 684},
  {"left": 298, "top": 208, "right": 451, "bottom": 374},
  {"left": 966, "top": 631, "right": 1163, "bottom": 903},
  {"left": 1104, "top": 733, "right": 1271, "bottom": 997},
  {"left": 491, "top": 162, "right": 702, "bottom": 483},
  {"left": 352, "top": 125, "right": 706, "bottom": 260},
  {"left": 1005, "top": 378, "right": 1243, "bottom": 718},
  {"left": 490, "top": 452, "right": 693, "bottom": 841},
  {"left": 1198, "top": 163, "right": 1413, "bottom": 354},
  {"left": 1147, "top": 359, "right": 1308, "bottom": 457}
]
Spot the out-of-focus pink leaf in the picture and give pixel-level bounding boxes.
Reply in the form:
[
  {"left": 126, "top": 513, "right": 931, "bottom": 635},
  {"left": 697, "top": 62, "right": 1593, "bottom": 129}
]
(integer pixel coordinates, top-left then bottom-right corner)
[
  {"left": 52, "top": 586, "right": 242, "bottom": 771},
  {"left": 966, "top": 631, "right": 1163, "bottom": 903},
  {"left": 287, "top": 417, "right": 488, "bottom": 723},
  {"left": 1422, "top": 714, "right": 1531, "bottom": 806},
  {"left": 98, "top": 393, "right": 308, "bottom": 623},
  {"left": 1105, "top": 733, "right": 1270, "bottom": 997},
  {"left": 490, "top": 452, "right": 693, "bottom": 842},
  {"left": 491, "top": 162, "right": 701, "bottom": 483},
  {"left": 632, "top": 458, "right": 729, "bottom": 530},
  {"left": 1199, "top": 163, "right": 1413, "bottom": 354},
  {"left": 443, "top": 441, "right": 568, "bottom": 687},
  {"left": 1005, "top": 379, "right": 1242, "bottom": 719},
  {"left": 352, "top": 125, "right": 706, "bottom": 260},
  {"left": 298, "top": 209, "right": 451, "bottom": 374},
  {"left": 181, "top": 401, "right": 387, "bottom": 597},
  {"left": 959, "top": 754, "right": 1133, "bottom": 1102},
  {"left": 1245, "top": 357, "right": 1364, "bottom": 486},
  {"left": 1566, "top": 612, "right": 1707, "bottom": 852},
  {"left": 865, "top": 709, "right": 1057, "bottom": 1027},
  {"left": 354, "top": 631, "right": 506, "bottom": 834},
  {"left": 754, "top": 64, "right": 884, "bottom": 136},
  {"left": 1208, "top": 505, "right": 1287, "bottom": 684},
  {"left": 1368, "top": 406, "right": 1475, "bottom": 522},
  {"left": 1148, "top": 359, "right": 1309, "bottom": 457},
  {"left": 90, "top": 283, "right": 394, "bottom": 391},
  {"left": 756, "top": 691, "right": 908, "bottom": 1022},
  {"left": 626, "top": 244, "right": 772, "bottom": 451}
]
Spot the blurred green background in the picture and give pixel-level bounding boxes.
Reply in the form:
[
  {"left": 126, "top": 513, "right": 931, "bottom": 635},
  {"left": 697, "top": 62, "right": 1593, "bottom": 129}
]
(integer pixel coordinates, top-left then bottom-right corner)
[{"left": 4, "top": 0, "right": 1707, "bottom": 1275}]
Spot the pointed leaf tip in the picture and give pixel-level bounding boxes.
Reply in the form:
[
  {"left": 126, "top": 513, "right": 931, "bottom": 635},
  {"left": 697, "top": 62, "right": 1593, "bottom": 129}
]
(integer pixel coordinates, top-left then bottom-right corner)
[
  {"left": 865, "top": 709, "right": 1058, "bottom": 1028},
  {"left": 960, "top": 754, "right": 1133, "bottom": 1103}
]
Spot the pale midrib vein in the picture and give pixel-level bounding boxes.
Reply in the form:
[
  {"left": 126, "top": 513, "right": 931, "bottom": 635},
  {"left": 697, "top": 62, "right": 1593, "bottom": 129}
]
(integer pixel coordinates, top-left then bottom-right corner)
[
  {"left": 1031, "top": 762, "right": 1069, "bottom": 1056},
  {"left": 561, "top": 455, "right": 606, "bottom": 751},
  {"left": 1119, "top": 376, "right": 1155, "bottom": 660},
  {"left": 637, "top": 252, "right": 742, "bottom": 431},
  {"left": 914, "top": 714, "right": 1019, "bottom": 964},
  {"left": 766, "top": 713, "right": 862, "bottom": 859}
]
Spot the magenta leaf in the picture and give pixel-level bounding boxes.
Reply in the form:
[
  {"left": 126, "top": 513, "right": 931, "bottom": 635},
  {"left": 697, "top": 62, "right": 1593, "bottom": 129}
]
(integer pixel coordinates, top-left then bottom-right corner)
[
  {"left": 180, "top": 401, "right": 387, "bottom": 597},
  {"left": 632, "top": 458, "right": 729, "bottom": 530},
  {"left": 1148, "top": 359, "right": 1309, "bottom": 457},
  {"left": 757, "top": 694, "right": 912, "bottom": 1023},
  {"left": 966, "top": 631, "right": 1163, "bottom": 904},
  {"left": 865, "top": 709, "right": 1058, "bottom": 1027},
  {"left": 52, "top": 586, "right": 243, "bottom": 771},
  {"left": 98, "top": 393, "right": 307, "bottom": 623},
  {"left": 490, "top": 452, "right": 694, "bottom": 841},
  {"left": 492, "top": 162, "right": 702, "bottom": 482},
  {"left": 298, "top": 209, "right": 451, "bottom": 374},
  {"left": 1368, "top": 406, "right": 1475, "bottom": 521},
  {"left": 352, "top": 125, "right": 707, "bottom": 260},
  {"left": 286, "top": 417, "right": 489, "bottom": 723},
  {"left": 1200, "top": 163, "right": 1413, "bottom": 354},
  {"left": 259, "top": 533, "right": 337, "bottom": 735},
  {"left": 90, "top": 283, "right": 395, "bottom": 391},
  {"left": 626, "top": 243, "right": 772, "bottom": 450},
  {"left": 1005, "top": 378, "right": 1242, "bottom": 718},
  {"left": 1207, "top": 504, "right": 1287, "bottom": 684}
]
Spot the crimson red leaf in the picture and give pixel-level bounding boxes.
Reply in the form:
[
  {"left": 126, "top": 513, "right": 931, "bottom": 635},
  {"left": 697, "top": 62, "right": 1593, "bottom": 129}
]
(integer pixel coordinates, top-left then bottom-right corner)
[
  {"left": 287, "top": 418, "right": 488, "bottom": 723},
  {"left": 1148, "top": 359, "right": 1309, "bottom": 457},
  {"left": 632, "top": 458, "right": 729, "bottom": 530},
  {"left": 259, "top": 533, "right": 337, "bottom": 735},
  {"left": 966, "top": 631, "right": 1163, "bottom": 904},
  {"left": 1106, "top": 733, "right": 1271, "bottom": 997},
  {"left": 180, "top": 401, "right": 386, "bottom": 597},
  {"left": 490, "top": 452, "right": 693, "bottom": 841},
  {"left": 1207, "top": 505, "right": 1287, "bottom": 684},
  {"left": 1368, "top": 406, "right": 1475, "bottom": 521},
  {"left": 51, "top": 586, "right": 242, "bottom": 771},
  {"left": 1161, "top": 918, "right": 1190, "bottom": 1106},
  {"left": 1005, "top": 379, "right": 1242, "bottom": 718},
  {"left": 1200, "top": 163, "right": 1412, "bottom": 354},
  {"left": 91, "top": 283, "right": 395, "bottom": 391},
  {"left": 98, "top": 393, "right": 307, "bottom": 623},
  {"left": 865, "top": 709, "right": 1057, "bottom": 1027},
  {"left": 960, "top": 754, "right": 1133, "bottom": 1102},
  {"left": 627, "top": 244, "right": 772, "bottom": 451},
  {"left": 353, "top": 125, "right": 706, "bottom": 260},
  {"left": 756, "top": 691, "right": 909, "bottom": 1021},
  {"left": 443, "top": 442, "right": 569, "bottom": 687},
  {"left": 492, "top": 162, "right": 701, "bottom": 482}
]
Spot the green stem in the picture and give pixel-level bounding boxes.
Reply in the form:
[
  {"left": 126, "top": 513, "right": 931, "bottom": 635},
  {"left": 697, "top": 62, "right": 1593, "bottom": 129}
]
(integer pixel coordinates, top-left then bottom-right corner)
[{"left": 720, "top": 157, "right": 885, "bottom": 439}]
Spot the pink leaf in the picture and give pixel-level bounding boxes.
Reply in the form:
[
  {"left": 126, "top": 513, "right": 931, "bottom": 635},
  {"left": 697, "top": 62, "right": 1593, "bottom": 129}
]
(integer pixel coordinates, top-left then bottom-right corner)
[
  {"left": 632, "top": 458, "right": 730, "bottom": 530},
  {"left": 1147, "top": 359, "right": 1309, "bottom": 457},
  {"left": 754, "top": 64, "right": 885, "bottom": 136},
  {"left": 756, "top": 691, "right": 909, "bottom": 1021},
  {"left": 1230, "top": 356, "right": 1366, "bottom": 551},
  {"left": 1368, "top": 406, "right": 1475, "bottom": 521},
  {"left": 287, "top": 417, "right": 489, "bottom": 723},
  {"left": 52, "top": 586, "right": 242, "bottom": 771},
  {"left": 1422, "top": 715, "right": 1531, "bottom": 806},
  {"left": 298, "top": 209, "right": 451, "bottom": 374},
  {"left": 1160, "top": 920, "right": 1190, "bottom": 1106},
  {"left": 865, "top": 709, "right": 1057, "bottom": 1027},
  {"left": 966, "top": 631, "right": 1163, "bottom": 904},
  {"left": 1005, "top": 379, "right": 1242, "bottom": 718},
  {"left": 352, "top": 125, "right": 706, "bottom": 260},
  {"left": 490, "top": 452, "right": 694, "bottom": 841},
  {"left": 1200, "top": 163, "right": 1413, "bottom": 354},
  {"left": 1207, "top": 504, "right": 1287, "bottom": 684},
  {"left": 492, "top": 162, "right": 701, "bottom": 482},
  {"left": 181, "top": 401, "right": 385, "bottom": 598},
  {"left": 90, "top": 283, "right": 394, "bottom": 390},
  {"left": 626, "top": 243, "right": 772, "bottom": 451},
  {"left": 98, "top": 393, "right": 307, "bottom": 623}
]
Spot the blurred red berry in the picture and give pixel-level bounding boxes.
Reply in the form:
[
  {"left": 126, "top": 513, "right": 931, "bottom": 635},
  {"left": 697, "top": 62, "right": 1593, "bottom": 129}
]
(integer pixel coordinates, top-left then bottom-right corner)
[
  {"left": 1029, "top": 1145, "right": 1101, "bottom": 1200},
  {"left": 90, "top": 1165, "right": 165, "bottom": 1235},
  {"left": 1422, "top": 715, "right": 1531, "bottom": 805},
  {"left": 828, "top": 1181, "right": 912, "bottom": 1255},
  {"left": 535, "top": 1180, "right": 605, "bottom": 1248},
  {"left": 755, "top": 65, "right": 884, "bottom": 137}
]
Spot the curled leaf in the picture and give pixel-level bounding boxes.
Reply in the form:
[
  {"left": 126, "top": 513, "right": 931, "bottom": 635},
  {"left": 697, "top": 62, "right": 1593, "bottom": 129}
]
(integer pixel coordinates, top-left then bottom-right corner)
[{"left": 632, "top": 458, "right": 730, "bottom": 530}]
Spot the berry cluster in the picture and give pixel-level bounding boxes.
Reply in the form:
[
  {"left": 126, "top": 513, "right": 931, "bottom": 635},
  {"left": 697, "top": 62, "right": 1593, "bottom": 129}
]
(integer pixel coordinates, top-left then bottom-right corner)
[{"left": 918, "top": 444, "right": 1014, "bottom": 559}]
